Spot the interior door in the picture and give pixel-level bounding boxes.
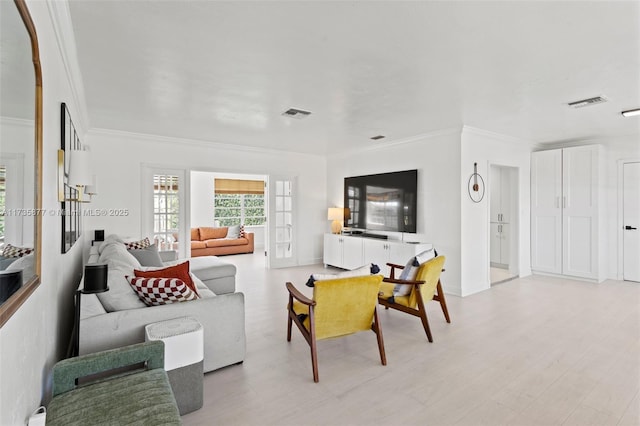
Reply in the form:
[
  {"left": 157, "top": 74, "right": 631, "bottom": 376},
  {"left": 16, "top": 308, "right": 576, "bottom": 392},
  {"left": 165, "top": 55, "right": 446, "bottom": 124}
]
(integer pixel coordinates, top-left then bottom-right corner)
[
  {"left": 267, "top": 176, "right": 297, "bottom": 268},
  {"left": 141, "top": 166, "right": 188, "bottom": 258},
  {"left": 623, "top": 162, "right": 640, "bottom": 282}
]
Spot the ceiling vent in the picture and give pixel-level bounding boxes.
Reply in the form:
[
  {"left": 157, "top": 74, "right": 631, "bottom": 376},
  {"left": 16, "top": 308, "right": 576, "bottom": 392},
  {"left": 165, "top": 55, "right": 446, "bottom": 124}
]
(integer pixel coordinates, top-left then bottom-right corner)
[
  {"left": 281, "top": 108, "right": 311, "bottom": 119},
  {"left": 567, "top": 96, "right": 608, "bottom": 108},
  {"left": 370, "top": 135, "right": 386, "bottom": 140}
]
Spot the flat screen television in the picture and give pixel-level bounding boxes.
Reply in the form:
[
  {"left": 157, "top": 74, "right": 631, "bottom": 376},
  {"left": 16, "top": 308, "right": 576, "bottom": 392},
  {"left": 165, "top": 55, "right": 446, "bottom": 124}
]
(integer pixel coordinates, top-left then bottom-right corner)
[{"left": 344, "top": 169, "right": 417, "bottom": 233}]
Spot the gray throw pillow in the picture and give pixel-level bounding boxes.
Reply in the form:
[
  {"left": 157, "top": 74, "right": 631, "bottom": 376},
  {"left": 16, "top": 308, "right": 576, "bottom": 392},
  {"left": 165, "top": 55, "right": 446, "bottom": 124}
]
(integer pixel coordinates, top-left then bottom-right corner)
[
  {"left": 226, "top": 224, "right": 241, "bottom": 239},
  {"left": 128, "top": 244, "right": 164, "bottom": 267}
]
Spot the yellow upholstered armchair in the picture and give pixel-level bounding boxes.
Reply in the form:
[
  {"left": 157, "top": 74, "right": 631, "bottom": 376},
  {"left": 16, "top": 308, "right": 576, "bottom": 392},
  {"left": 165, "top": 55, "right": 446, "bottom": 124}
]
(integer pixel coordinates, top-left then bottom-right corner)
[
  {"left": 286, "top": 274, "right": 386, "bottom": 382},
  {"left": 378, "top": 255, "right": 450, "bottom": 342}
]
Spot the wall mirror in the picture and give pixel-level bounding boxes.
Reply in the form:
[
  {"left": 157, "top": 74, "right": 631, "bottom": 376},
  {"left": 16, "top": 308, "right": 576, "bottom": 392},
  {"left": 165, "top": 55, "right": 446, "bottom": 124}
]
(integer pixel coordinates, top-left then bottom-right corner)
[{"left": 0, "top": 0, "right": 43, "bottom": 327}]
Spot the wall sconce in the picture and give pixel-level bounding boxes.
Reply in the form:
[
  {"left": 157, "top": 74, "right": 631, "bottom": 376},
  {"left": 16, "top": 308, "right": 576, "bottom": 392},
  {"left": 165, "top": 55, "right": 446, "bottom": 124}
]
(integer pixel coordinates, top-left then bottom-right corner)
[
  {"left": 328, "top": 207, "right": 345, "bottom": 234},
  {"left": 58, "top": 149, "right": 93, "bottom": 203},
  {"left": 84, "top": 175, "right": 98, "bottom": 199}
]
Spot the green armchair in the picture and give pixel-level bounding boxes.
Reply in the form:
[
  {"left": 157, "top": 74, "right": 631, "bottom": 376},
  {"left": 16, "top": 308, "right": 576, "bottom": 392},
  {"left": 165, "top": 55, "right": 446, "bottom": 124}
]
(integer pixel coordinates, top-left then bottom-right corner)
[{"left": 47, "top": 341, "right": 181, "bottom": 425}]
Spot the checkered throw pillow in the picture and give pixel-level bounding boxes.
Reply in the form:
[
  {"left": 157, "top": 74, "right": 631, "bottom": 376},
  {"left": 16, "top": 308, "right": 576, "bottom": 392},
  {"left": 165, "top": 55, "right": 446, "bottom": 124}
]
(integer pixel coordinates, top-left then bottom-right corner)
[
  {"left": 126, "top": 276, "right": 199, "bottom": 306},
  {"left": 124, "top": 237, "right": 151, "bottom": 250},
  {"left": 239, "top": 225, "right": 245, "bottom": 238},
  {"left": 2, "top": 243, "right": 34, "bottom": 258}
]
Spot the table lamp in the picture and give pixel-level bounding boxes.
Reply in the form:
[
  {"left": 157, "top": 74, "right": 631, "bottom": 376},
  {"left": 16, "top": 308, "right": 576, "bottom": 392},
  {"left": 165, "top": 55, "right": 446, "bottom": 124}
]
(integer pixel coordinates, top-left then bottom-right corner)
[{"left": 328, "top": 207, "right": 344, "bottom": 234}]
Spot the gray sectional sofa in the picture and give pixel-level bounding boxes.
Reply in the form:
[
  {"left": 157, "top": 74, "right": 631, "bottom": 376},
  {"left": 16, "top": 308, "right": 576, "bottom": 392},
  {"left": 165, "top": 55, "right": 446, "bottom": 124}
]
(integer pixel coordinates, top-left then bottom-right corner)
[{"left": 78, "top": 236, "right": 246, "bottom": 373}]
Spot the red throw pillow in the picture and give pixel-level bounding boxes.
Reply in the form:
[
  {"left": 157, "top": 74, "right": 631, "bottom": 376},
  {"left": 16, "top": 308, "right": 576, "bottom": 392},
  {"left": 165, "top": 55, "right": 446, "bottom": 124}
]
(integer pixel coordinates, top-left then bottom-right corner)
[
  {"left": 134, "top": 261, "right": 198, "bottom": 295},
  {"left": 126, "top": 276, "right": 198, "bottom": 306}
]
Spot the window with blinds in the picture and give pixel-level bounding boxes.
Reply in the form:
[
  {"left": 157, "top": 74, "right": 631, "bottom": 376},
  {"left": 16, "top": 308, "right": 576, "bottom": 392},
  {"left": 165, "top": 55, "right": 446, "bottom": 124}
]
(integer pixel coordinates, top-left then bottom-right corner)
[{"left": 214, "top": 179, "right": 266, "bottom": 227}]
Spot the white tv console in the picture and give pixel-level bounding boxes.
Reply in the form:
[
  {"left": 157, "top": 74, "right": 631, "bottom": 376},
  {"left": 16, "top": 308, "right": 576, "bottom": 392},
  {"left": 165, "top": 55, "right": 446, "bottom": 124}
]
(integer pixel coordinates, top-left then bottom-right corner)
[{"left": 323, "top": 233, "right": 432, "bottom": 275}]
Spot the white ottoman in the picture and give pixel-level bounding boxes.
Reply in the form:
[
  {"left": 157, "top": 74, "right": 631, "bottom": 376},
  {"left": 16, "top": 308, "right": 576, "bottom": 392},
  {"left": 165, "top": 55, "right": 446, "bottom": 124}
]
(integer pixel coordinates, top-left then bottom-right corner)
[{"left": 145, "top": 317, "right": 204, "bottom": 415}]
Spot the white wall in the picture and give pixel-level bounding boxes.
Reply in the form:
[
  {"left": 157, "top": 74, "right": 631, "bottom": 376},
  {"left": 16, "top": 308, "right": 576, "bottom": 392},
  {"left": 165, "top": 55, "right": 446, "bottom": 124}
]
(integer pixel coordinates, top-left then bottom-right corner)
[
  {"left": 0, "top": 1, "right": 85, "bottom": 423},
  {"left": 85, "top": 131, "right": 326, "bottom": 265},
  {"left": 327, "top": 129, "right": 463, "bottom": 295},
  {"left": 190, "top": 171, "right": 215, "bottom": 227},
  {"left": 460, "top": 127, "right": 532, "bottom": 296}
]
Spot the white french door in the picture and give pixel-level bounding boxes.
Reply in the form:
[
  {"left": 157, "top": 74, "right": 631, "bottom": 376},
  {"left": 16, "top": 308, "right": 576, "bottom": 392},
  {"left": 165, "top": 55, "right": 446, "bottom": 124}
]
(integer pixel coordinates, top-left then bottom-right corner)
[
  {"left": 267, "top": 176, "right": 297, "bottom": 268},
  {"left": 623, "top": 162, "right": 640, "bottom": 282},
  {"left": 141, "top": 166, "right": 188, "bottom": 258}
]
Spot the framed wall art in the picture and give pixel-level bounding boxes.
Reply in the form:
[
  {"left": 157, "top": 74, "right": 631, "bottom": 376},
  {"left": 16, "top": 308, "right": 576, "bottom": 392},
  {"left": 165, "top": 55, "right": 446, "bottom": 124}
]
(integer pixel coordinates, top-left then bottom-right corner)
[{"left": 59, "top": 102, "right": 82, "bottom": 253}]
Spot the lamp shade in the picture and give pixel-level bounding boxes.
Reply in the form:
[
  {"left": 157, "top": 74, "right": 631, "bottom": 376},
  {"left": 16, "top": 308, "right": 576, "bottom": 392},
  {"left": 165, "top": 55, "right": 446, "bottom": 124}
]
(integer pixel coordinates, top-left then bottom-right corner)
[
  {"left": 68, "top": 150, "right": 92, "bottom": 187},
  {"left": 84, "top": 175, "right": 98, "bottom": 195},
  {"left": 328, "top": 207, "right": 343, "bottom": 221}
]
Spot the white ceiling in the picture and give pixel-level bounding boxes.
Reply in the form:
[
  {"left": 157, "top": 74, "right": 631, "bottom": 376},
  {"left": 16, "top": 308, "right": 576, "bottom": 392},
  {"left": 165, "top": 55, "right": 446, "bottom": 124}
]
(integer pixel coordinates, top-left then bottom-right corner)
[{"left": 68, "top": 1, "right": 640, "bottom": 155}]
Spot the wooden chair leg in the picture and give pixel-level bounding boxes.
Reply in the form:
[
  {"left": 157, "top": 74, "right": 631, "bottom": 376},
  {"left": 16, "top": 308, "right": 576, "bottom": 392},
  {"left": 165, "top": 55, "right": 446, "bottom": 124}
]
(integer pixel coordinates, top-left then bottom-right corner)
[
  {"left": 308, "top": 309, "right": 319, "bottom": 382},
  {"left": 436, "top": 280, "right": 451, "bottom": 323},
  {"left": 416, "top": 297, "right": 433, "bottom": 342},
  {"left": 286, "top": 296, "right": 293, "bottom": 341},
  {"left": 372, "top": 308, "right": 387, "bottom": 366},
  {"left": 310, "top": 339, "right": 319, "bottom": 383}
]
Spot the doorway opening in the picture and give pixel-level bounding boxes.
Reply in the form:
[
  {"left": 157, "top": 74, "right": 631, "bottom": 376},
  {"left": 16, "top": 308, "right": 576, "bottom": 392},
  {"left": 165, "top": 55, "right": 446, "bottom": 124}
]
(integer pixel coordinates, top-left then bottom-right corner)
[
  {"left": 489, "top": 165, "right": 519, "bottom": 285},
  {"left": 190, "top": 171, "right": 267, "bottom": 258}
]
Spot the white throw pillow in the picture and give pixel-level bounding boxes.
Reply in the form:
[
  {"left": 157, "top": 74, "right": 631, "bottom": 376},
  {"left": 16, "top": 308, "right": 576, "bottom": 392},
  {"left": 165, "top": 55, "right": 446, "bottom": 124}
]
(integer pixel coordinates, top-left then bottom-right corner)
[
  {"left": 98, "top": 239, "right": 142, "bottom": 272},
  {"left": 393, "top": 248, "right": 437, "bottom": 297},
  {"left": 307, "top": 264, "right": 376, "bottom": 287}
]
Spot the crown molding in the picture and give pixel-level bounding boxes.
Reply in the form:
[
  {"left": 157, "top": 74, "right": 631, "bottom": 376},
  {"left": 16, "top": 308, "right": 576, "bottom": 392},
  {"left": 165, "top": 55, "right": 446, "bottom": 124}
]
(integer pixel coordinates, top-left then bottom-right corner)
[
  {"left": 87, "top": 127, "right": 326, "bottom": 159},
  {"left": 328, "top": 127, "right": 463, "bottom": 159},
  {"left": 46, "top": 0, "right": 90, "bottom": 132},
  {"left": 462, "top": 125, "right": 535, "bottom": 148},
  {"left": 533, "top": 133, "right": 640, "bottom": 151}
]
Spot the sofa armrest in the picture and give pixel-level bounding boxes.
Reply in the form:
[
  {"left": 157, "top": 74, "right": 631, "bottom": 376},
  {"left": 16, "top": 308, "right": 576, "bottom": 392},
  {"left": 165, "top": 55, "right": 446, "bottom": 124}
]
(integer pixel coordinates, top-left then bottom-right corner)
[
  {"left": 246, "top": 232, "right": 254, "bottom": 251},
  {"left": 53, "top": 341, "right": 165, "bottom": 397}
]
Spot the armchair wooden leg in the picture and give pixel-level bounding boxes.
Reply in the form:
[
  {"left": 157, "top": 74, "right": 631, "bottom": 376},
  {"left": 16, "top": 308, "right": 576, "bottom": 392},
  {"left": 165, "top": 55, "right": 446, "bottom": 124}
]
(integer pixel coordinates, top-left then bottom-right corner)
[
  {"left": 309, "top": 312, "right": 319, "bottom": 382},
  {"left": 416, "top": 297, "right": 433, "bottom": 342},
  {"left": 435, "top": 280, "right": 451, "bottom": 323},
  {"left": 287, "top": 296, "right": 293, "bottom": 342},
  {"left": 372, "top": 308, "right": 387, "bottom": 366}
]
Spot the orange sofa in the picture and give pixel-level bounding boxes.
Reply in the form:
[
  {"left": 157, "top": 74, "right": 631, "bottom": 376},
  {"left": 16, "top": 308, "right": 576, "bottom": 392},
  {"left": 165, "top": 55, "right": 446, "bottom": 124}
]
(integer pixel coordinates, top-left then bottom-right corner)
[{"left": 190, "top": 227, "right": 254, "bottom": 257}]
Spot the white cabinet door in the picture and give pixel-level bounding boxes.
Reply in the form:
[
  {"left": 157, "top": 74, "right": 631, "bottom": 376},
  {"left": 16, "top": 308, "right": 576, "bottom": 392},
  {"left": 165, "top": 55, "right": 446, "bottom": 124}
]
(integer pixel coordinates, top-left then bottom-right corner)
[
  {"left": 562, "top": 145, "right": 598, "bottom": 278},
  {"left": 531, "top": 149, "right": 563, "bottom": 273},
  {"left": 323, "top": 234, "right": 342, "bottom": 268},
  {"left": 363, "top": 239, "right": 390, "bottom": 272},
  {"left": 500, "top": 224, "right": 510, "bottom": 264},
  {"left": 342, "top": 236, "right": 364, "bottom": 270},
  {"left": 490, "top": 223, "right": 501, "bottom": 264},
  {"left": 388, "top": 242, "right": 417, "bottom": 266}
]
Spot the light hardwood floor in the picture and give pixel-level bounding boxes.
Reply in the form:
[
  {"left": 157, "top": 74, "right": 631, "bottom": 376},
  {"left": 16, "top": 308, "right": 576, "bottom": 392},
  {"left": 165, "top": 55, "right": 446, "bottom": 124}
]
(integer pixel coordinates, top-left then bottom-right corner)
[{"left": 183, "top": 252, "right": 640, "bottom": 426}]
